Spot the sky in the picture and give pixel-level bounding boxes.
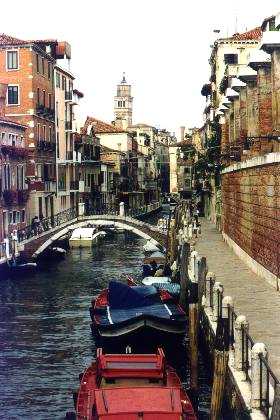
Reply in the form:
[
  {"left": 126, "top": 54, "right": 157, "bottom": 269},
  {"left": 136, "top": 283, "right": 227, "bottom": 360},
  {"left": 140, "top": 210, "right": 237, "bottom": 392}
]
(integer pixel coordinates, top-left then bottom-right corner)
[{"left": 1, "top": 0, "right": 280, "bottom": 136}]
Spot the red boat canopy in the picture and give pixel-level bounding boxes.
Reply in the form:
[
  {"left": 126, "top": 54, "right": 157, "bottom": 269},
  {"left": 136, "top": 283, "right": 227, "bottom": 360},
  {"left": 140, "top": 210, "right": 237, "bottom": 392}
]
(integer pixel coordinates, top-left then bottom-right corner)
[{"left": 94, "top": 387, "right": 182, "bottom": 418}]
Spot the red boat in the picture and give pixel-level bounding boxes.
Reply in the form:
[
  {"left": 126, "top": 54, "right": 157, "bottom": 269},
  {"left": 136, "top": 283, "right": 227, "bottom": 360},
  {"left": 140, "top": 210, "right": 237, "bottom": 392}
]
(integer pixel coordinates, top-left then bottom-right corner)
[{"left": 68, "top": 348, "right": 197, "bottom": 419}]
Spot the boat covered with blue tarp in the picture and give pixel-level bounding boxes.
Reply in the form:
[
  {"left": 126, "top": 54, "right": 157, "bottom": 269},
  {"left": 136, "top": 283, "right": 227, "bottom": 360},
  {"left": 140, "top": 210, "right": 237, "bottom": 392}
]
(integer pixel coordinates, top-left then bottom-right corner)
[{"left": 90, "top": 281, "right": 186, "bottom": 338}]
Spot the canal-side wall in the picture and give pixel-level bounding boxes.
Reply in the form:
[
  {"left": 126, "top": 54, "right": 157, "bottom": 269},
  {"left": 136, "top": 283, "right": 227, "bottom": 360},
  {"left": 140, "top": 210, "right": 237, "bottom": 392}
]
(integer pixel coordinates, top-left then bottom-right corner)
[
  {"left": 221, "top": 154, "right": 280, "bottom": 290},
  {"left": 172, "top": 203, "right": 277, "bottom": 419}
]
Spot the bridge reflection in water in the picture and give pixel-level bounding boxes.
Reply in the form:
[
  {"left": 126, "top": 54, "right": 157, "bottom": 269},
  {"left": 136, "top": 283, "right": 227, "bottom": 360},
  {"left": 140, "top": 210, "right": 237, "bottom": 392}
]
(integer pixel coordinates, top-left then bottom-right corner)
[{"left": 0, "top": 219, "right": 212, "bottom": 419}]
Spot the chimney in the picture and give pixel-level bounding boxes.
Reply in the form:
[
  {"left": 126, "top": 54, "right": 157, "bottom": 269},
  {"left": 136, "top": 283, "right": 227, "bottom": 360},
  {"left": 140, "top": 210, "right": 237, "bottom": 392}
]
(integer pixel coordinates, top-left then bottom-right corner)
[
  {"left": 180, "top": 126, "right": 185, "bottom": 142},
  {"left": 0, "top": 83, "right": 8, "bottom": 117}
]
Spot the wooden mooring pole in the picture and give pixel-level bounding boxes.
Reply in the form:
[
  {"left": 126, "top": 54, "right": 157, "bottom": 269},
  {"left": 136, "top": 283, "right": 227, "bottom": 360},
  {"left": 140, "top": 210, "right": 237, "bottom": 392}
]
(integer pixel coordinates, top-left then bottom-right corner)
[
  {"left": 188, "top": 263, "right": 199, "bottom": 410},
  {"left": 210, "top": 298, "right": 230, "bottom": 420},
  {"left": 179, "top": 241, "right": 190, "bottom": 310}
]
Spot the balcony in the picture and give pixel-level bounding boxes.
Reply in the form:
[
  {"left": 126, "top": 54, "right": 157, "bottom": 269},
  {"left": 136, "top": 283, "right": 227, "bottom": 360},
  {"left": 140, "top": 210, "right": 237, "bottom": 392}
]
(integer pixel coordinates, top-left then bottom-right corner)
[
  {"left": 44, "top": 180, "right": 56, "bottom": 193},
  {"left": 225, "top": 87, "right": 239, "bottom": 101},
  {"left": 260, "top": 31, "right": 280, "bottom": 53},
  {"left": 230, "top": 77, "right": 246, "bottom": 92},
  {"left": 37, "top": 140, "right": 56, "bottom": 152},
  {"left": 70, "top": 180, "right": 79, "bottom": 190},
  {"left": 36, "top": 104, "right": 55, "bottom": 121},
  {"left": 1, "top": 145, "right": 29, "bottom": 159},
  {"left": 236, "top": 65, "right": 257, "bottom": 83},
  {"left": 65, "top": 121, "right": 72, "bottom": 131},
  {"left": 248, "top": 49, "right": 271, "bottom": 70},
  {"left": 65, "top": 91, "right": 72, "bottom": 101},
  {"left": 2, "top": 190, "right": 18, "bottom": 206},
  {"left": 29, "top": 180, "right": 45, "bottom": 192}
]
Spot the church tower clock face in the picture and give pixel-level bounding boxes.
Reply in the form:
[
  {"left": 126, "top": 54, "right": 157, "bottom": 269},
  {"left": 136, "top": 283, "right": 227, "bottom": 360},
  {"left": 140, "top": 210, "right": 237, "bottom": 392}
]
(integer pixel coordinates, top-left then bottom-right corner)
[{"left": 114, "top": 72, "right": 133, "bottom": 129}]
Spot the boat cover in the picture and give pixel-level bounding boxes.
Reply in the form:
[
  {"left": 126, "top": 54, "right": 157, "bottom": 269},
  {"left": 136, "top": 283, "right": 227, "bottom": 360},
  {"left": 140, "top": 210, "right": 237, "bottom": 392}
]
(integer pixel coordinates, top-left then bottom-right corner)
[{"left": 108, "top": 281, "right": 158, "bottom": 310}]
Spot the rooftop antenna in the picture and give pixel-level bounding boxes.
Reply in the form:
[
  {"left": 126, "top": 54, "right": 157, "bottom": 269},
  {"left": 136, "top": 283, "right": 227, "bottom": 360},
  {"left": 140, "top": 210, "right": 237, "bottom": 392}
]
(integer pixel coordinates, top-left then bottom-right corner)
[{"left": 234, "top": 12, "right": 238, "bottom": 34}]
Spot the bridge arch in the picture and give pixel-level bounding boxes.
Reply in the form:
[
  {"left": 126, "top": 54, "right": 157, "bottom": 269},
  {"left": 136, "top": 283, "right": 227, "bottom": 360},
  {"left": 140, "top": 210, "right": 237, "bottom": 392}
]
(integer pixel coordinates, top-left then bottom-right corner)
[{"left": 32, "top": 215, "right": 165, "bottom": 258}]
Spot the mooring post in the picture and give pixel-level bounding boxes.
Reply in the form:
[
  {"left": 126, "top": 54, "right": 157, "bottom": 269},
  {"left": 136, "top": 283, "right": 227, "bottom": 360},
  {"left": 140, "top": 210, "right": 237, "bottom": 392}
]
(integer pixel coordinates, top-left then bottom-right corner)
[
  {"left": 213, "top": 282, "right": 223, "bottom": 322},
  {"left": 189, "top": 250, "right": 198, "bottom": 282},
  {"left": 210, "top": 298, "right": 230, "bottom": 420},
  {"left": 179, "top": 241, "right": 190, "bottom": 310},
  {"left": 197, "top": 256, "right": 207, "bottom": 308},
  {"left": 234, "top": 315, "right": 249, "bottom": 371},
  {"left": 205, "top": 272, "right": 216, "bottom": 308},
  {"left": 188, "top": 258, "right": 199, "bottom": 411},
  {"left": 251, "top": 343, "right": 268, "bottom": 409},
  {"left": 271, "top": 383, "right": 280, "bottom": 420},
  {"left": 119, "top": 202, "right": 125, "bottom": 217}
]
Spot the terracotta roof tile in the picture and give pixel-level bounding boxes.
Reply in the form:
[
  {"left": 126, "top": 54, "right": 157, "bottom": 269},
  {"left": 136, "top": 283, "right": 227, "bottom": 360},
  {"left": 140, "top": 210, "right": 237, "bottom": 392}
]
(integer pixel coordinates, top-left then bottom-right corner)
[
  {"left": 0, "top": 33, "right": 28, "bottom": 46},
  {"left": 231, "top": 27, "right": 262, "bottom": 41},
  {"left": 83, "top": 117, "right": 126, "bottom": 135}
]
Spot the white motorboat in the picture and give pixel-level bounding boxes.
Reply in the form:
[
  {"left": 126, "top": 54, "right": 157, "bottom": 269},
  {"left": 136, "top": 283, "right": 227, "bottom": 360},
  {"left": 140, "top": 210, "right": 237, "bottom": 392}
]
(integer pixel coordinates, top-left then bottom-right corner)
[
  {"left": 69, "top": 228, "right": 97, "bottom": 247},
  {"left": 143, "top": 240, "right": 160, "bottom": 253}
]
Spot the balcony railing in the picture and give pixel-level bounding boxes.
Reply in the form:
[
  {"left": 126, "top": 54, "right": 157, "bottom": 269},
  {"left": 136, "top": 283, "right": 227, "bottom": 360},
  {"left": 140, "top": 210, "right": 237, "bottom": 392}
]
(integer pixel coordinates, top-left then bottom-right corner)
[
  {"left": 2, "top": 190, "right": 18, "bottom": 206},
  {"left": 1, "top": 145, "right": 29, "bottom": 159},
  {"left": 36, "top": 105, "right": 55, "bottom": 121},
  {"left": 37, "top": 140, "right": 56, "bottom": 152},
  {"left": 70, "top": 180, "right": 79, "bottom": 190},
  {"left": 18, "top": 189, "right": 29, "bottom": 205}
]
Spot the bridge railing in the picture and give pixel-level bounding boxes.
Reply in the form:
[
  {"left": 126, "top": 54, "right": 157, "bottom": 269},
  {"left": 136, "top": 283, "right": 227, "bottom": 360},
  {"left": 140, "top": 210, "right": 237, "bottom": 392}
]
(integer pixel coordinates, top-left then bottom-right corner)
[
  {"left": 85, "top": 204, "right": 119, "bottom": 216},
  {"left": 17, "top": 207, "right": 77, "bottom": 243}
]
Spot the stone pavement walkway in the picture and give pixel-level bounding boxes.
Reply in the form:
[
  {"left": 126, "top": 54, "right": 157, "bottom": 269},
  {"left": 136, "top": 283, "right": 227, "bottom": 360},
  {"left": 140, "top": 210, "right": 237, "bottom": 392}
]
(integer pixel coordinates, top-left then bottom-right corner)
[{"left": 196, "top": 218, "right": 280, "bottom": 379}]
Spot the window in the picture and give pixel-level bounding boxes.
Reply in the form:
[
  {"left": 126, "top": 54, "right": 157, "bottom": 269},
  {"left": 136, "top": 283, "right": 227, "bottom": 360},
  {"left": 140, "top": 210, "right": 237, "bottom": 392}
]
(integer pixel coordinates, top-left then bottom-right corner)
[
  {"left": 224, "top": 54, "right": 238, "bottom": 65},
  {"left": 11, "top": 135, "right": 15, "bottom": 146},
  {"left": 49, "top": 126, "right": 52, "bottom": 142},
  {"left": 48, "top": 93, "right": 52, "bottom": 109},
  {"left": 21, "top": 209, "right": 25, "bottom": 223},
  {"left": 7, "top": 85, "right": 19, "bottom": 105},
  {"left": 12, "top": 211, "right": 17, "bottom": 224},
  {"left": 37, "top": 88, "right": 40, "bottom": 105},
  {"left": 1, "top": 132, "right": 5, "bottom": 143},
  {"left": 7, "top": 51, "right": 18, "bottom": 70},
  {"left": 56, "top": 72, "right": 60, "bottom": 88},
  {"left": 48, "top": 62, "right": 51, "bottom": 79},
  {"left": 41, "top": 58, "right": 45, "bottom": 75},
  {"left": 118, "top": 100, "right": 122, "bottom": 107},
  {"left": 123, "top": 101, "right": 125, "bottom": 107},
  {"left": 42, "top": 90, "right": 46, "bottom": 107},
  {"left": 4, "top": 164, "right": 11, "bottom": 189},
  {"left": 37, "top": 124, "right": 40, "bottom": 140},
  {"left": 9, "top": 212, "right": 12, "bottom": 224},
  {"left": 36, "top": 54, "right": 40, "bottom": 72},
  {"left": 42, "top": 125, "right": 46, "bottom": 140},
  {"left": 62, "top": 76, "right": 66, "bottom": 91}
]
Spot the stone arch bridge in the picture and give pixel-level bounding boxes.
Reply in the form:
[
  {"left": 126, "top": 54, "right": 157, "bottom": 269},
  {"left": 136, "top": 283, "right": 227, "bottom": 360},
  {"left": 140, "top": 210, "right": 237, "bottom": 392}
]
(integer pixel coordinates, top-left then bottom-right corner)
[{"left": 17, "top": 211, "right": 166, "bottom": 261}]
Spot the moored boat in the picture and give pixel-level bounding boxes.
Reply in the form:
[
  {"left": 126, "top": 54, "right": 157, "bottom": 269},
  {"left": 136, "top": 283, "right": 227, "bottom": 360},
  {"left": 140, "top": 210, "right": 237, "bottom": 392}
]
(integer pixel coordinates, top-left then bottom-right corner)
[
  {"left": 70, "top": 227, "right": 97, "bottom": 247},
  {"left": 67, "top": 347, "right": 197, "bottom": 420},
  {"left": 90, "top": 280, "right": 186, "bottom": 342}
]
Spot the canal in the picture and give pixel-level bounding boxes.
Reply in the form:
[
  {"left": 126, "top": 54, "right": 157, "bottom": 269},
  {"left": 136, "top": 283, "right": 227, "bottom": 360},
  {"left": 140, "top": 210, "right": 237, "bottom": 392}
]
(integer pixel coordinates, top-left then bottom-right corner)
[{"left": 0, "top": 219, "right": 212, "bottom": 419}]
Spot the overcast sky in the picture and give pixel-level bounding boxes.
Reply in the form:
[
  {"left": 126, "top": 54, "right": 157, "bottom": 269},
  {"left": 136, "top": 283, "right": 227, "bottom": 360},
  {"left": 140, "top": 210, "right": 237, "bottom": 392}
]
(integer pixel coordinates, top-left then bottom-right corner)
[{"left": 1, "top": 0, "right": 279, "bottom": 136}]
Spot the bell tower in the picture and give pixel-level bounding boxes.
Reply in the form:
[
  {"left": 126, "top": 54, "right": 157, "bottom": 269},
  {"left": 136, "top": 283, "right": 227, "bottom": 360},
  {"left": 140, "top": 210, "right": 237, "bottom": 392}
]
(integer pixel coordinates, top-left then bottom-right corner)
[{"left": 114, "top": 73, "right": 133, "bottom": 130}]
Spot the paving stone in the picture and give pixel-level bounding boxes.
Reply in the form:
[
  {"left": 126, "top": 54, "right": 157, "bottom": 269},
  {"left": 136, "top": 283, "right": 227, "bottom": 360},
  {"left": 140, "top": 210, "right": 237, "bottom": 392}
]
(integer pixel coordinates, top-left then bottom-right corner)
[{"left": 196, "top": 218, "right": 280, "bottom": 379}]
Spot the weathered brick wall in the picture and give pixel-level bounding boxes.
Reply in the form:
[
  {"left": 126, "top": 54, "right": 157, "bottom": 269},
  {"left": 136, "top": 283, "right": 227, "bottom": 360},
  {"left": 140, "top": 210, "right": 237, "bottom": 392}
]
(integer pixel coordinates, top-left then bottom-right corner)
[{"left": 222, "top": 164, "right": 280, "bottom": 277}]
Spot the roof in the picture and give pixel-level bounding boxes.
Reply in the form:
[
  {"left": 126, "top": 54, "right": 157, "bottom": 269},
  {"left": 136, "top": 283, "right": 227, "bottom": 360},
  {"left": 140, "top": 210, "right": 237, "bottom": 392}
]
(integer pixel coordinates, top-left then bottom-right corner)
[
  {"left": 0, "top": 116, "right": 27, "bottom": 130},
  {"left": 231, "top": 27, "right": 262, "bottom": 41},
  {"left": 0, "top": 33, "right": 28, "bottom": 46},
  {"left": 0, "top": 34, "right": 58, "bottom": 47},
  {"left": 101, "top": 145, "right": 124, "bottom": 154},
  {"left": 83, "top": 117, "right": 126, "bottom": 135}
]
